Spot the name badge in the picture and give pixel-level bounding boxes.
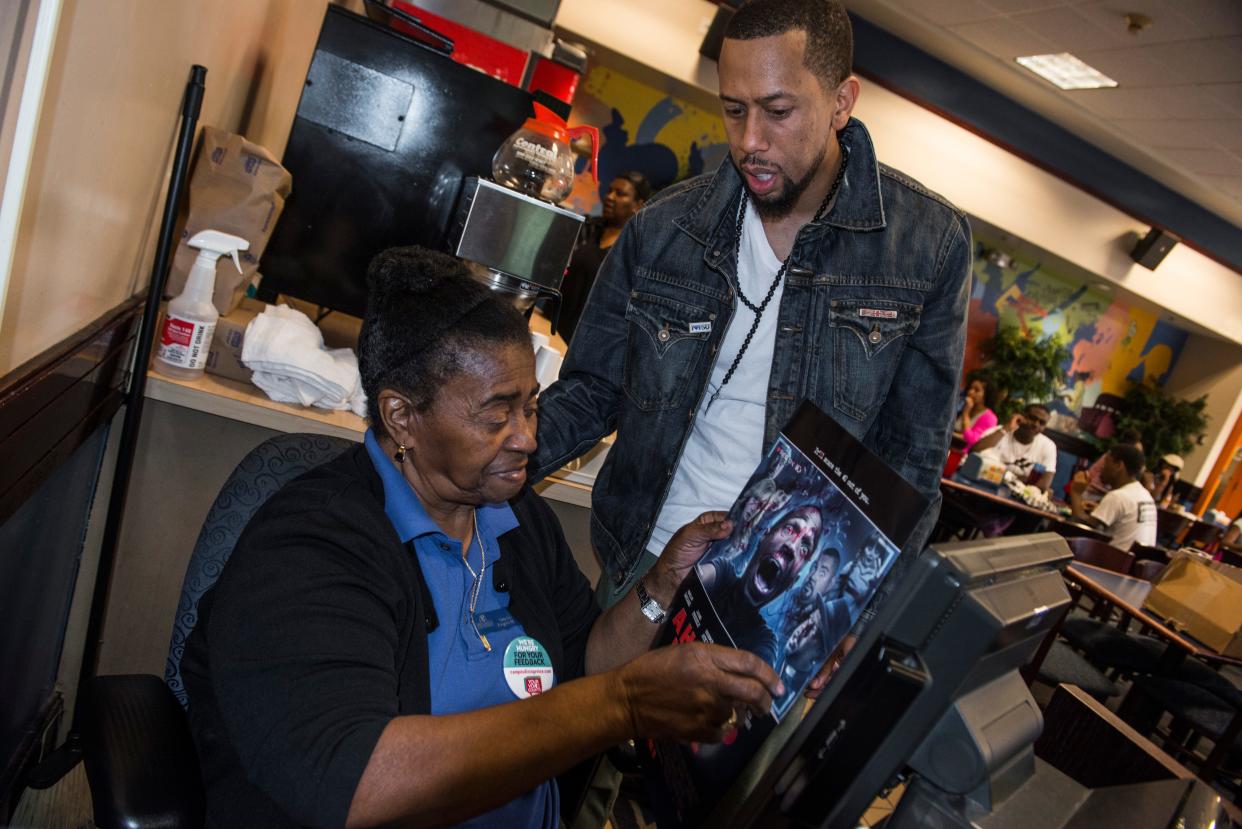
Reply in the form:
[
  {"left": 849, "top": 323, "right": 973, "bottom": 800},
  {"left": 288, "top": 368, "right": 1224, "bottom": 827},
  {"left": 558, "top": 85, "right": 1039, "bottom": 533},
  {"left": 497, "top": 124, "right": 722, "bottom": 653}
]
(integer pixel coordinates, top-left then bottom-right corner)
[
  {"left": 858, "top": 308, "right": 898, "bottom": 319},
  {"left": 473, "top": 608, "right": 518, "bottom": 636},
  {"left": 503, "top": 636, "right": 555, "bottom": 698},
  {"left": 689, "top": 321, "right": 713, "bottom": 334}
]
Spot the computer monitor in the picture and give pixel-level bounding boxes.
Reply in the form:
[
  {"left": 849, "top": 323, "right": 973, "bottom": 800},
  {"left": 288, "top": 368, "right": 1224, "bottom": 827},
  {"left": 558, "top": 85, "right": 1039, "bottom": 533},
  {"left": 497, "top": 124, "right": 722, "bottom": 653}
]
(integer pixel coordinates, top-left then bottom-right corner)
[{"left": 710, "top": 532, "right": 1074, "bottom": 828}]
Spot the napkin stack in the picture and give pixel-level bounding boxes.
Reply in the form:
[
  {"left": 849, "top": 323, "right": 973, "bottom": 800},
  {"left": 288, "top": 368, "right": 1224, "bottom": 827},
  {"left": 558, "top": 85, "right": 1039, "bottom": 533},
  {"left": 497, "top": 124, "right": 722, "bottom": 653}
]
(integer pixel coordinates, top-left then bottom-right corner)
[{"left": 241, "top": 304, "right": 367, "bottom": 417}]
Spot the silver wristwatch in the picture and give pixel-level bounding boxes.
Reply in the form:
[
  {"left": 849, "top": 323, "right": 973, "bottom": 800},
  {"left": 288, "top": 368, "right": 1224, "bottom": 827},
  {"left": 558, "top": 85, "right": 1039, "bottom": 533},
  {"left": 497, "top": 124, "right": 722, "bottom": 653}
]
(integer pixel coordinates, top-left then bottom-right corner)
[{"left": 635, "top": 577, "right": 667, "bottom": 624}]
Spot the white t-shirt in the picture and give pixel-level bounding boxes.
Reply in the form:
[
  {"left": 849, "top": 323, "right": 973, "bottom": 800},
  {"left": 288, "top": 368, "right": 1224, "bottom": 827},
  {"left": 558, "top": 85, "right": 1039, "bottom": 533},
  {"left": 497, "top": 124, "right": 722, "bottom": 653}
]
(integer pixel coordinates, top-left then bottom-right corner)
[
  {"left": 979, "top": 431, "right": 1058, "bottom": 481},
  {"left": 1092, "top": 480, "right": 1157, "bottom": 551},
  {"left": 647, "top": 204, "right": 781, "bottom": 556}
]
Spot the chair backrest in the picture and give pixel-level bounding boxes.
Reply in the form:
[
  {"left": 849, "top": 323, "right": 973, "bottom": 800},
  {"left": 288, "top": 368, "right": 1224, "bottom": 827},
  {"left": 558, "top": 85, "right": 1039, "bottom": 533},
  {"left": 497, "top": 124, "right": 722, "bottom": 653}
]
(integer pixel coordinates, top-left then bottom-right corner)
[
  {"left": 1130, "top": 543, "right": 1171, "bottom": 564},
  {"left": 1066, "top": 536, "right": 1135, "bottom": 574},
  {"left": 164, "top": 433, "right": 354, "bottom": 707},
  {"left": 1131, "top": 559, "right": 1166, "bottom": 582},
  {"left": 1182, "top": 521, "right": 1223, "bottom": 550}
]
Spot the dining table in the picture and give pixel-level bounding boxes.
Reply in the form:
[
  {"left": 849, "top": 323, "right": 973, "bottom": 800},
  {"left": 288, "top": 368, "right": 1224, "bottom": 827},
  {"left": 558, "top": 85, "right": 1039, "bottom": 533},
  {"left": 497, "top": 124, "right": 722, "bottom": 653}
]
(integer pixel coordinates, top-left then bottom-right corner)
[
  {"left": 1061, "top": 561, "right": 1242, "bottom": 783},
  {"left": 939, "top": 476, "right": 1111, "bottom": 541}
]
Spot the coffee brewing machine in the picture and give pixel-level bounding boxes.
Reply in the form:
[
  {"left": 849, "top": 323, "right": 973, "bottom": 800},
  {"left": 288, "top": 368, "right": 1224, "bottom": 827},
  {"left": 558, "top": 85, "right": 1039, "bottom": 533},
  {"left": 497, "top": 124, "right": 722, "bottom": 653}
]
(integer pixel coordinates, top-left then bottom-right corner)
[{"left": 259, "top": 3, "right": 591, "bottom": 331}]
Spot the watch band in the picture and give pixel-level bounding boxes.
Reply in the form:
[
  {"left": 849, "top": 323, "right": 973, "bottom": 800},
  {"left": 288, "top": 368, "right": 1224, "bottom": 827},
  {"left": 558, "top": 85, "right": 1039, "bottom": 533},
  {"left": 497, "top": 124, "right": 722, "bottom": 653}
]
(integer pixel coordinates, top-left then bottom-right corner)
[{"left": 635, "top": 576, "right": 667, "bottom": 624}]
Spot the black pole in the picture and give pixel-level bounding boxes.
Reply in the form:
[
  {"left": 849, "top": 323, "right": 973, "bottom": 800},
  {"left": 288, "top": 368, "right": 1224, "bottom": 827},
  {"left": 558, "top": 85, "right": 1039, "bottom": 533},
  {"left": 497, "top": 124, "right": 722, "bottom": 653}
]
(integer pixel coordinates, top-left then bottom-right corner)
[{"left": 27, "top": 64, "right": 207, "bottom": 789}]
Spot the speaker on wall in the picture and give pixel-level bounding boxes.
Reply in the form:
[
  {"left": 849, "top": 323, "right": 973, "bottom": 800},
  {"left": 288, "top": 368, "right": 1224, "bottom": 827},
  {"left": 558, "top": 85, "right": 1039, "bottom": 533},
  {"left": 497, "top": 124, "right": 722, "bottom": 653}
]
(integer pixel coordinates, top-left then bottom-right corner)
[{"left": 1131, "top": 227, "right": 1179, "bottom": 270}]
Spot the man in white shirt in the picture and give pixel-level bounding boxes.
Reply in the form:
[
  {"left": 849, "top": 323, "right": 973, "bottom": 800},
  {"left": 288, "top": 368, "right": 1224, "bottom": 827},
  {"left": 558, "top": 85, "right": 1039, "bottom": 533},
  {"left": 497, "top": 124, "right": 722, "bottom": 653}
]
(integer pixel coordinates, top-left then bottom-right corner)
[
  {"left": 1069, "top": 444, "right": 1157, "bottom": 551},
  {"left": 971, "top": 403, "right": 1058, "bottom": 491}
]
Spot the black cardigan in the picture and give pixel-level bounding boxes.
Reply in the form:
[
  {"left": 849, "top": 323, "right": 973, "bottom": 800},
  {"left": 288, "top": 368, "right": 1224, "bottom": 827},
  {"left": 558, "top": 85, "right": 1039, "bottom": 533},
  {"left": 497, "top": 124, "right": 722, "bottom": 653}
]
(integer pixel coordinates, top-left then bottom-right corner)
[{"left": 182, "top": 445, "right": 601, "bottom": 829}]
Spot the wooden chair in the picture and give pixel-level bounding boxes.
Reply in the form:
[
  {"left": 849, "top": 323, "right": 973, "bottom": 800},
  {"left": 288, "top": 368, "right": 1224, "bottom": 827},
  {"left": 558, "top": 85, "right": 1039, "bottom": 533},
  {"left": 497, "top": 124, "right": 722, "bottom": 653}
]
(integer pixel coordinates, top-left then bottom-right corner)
[
  {"left": 1131, "top": 542, "right": 1172, "bottom": 564},
  {"left": 1066, "top": 536, "right": 1135, "bottom": 574},
  {"left": 1157, "top": 509, "right": 1194, "bottom": 548},
  {"left": 1183, "top": 521, "right": 1224, "bottom": 551}
]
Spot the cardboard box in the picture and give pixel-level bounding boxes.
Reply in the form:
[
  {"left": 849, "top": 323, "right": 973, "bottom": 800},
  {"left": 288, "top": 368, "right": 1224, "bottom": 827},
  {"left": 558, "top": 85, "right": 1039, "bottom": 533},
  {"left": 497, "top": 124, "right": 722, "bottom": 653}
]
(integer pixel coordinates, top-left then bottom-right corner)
[
  {"left": 204, "top": 298, "right": 266, "bottom": 384},
  {"left": 1143, "top": 553, "right": 1242, "bottom": 658}
]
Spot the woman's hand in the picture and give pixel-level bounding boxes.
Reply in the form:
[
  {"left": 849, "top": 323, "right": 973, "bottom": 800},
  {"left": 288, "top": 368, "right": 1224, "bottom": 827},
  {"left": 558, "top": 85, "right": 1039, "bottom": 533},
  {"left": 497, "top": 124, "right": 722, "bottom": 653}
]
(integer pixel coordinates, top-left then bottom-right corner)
[
  {"left": 648, "top": 512, "right": 734, "bottom": 600},
  {"left": 614, "top": 643, "right": 783, "bottom": 742}
]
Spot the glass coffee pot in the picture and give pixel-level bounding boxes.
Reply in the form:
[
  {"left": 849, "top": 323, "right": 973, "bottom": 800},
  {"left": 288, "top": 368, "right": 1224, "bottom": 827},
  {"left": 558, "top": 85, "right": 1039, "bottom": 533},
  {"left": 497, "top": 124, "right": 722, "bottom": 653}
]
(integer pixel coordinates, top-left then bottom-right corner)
[{"left": 493, "top": 102, "right": 598, "bottom": 204}]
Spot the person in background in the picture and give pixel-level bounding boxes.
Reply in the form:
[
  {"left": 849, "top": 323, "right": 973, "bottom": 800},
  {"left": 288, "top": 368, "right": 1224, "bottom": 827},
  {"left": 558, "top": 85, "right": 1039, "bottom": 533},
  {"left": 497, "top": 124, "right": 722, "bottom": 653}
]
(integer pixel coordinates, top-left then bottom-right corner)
[
  {"left": 1145, "top": 453, "right": 1184, "bottom": 508},
  {"left": 181, "top": 248, "right": 780, "bottom": 829},
  {"left": 1069, "top": 444, "right": 1157, "bottom": 551},
  {"left": 1082, "top": 427, "right": 1143, "bottom": 500},
  {"left": 971, "top": 402, "right": 1057, "bottom": 491},
  {"left": 953, "top": 375, "right": 997, "bottom": 452},
  {"left": 557, "top": 172, "right": 652, "bottom": 344},
  {"left": 1223, "top": 513, "right": 1241, "bottom": 547}
]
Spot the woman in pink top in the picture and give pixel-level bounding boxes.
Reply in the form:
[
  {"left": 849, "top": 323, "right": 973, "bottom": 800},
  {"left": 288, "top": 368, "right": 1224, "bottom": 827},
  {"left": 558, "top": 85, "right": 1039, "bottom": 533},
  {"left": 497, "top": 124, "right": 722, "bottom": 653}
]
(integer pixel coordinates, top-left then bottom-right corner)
[{"left": 954, "top": 377, "right": 998, "bottom": 452}]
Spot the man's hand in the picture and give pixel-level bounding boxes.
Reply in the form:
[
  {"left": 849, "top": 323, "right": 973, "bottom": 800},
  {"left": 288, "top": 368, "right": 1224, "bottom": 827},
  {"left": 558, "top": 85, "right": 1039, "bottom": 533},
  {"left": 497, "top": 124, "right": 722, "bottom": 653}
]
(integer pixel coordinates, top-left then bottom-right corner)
[
  {"left": 615, "top": 643, "right": 783, "bottom": 743},
  {"left": 1006, "top": 413, "right": 1022, "bottom": 432},
  {"left": 804, "top": 634, "right": 857, "bottom": 699}
]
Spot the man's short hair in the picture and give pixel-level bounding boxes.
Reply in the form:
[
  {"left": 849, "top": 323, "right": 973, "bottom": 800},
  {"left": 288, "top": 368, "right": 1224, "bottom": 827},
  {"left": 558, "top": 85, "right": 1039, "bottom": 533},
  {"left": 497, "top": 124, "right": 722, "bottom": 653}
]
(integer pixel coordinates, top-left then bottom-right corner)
[
  {"left": 1026, "top": 403, "right": 1051, "bottom": 419},
  {"left": 1109, "top": 444, "right": 1146, "bottom": 478},
  {"left": 724, "top": 0, "right": 853, "bottom": 88}
]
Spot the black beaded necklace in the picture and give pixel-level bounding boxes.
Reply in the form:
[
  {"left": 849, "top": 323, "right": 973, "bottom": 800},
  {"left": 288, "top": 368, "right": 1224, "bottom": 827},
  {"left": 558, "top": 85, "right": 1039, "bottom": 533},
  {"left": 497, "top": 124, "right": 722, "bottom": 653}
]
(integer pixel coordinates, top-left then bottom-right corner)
[{"left": 707, "top": 145, "right": 850, "bottom": 408}]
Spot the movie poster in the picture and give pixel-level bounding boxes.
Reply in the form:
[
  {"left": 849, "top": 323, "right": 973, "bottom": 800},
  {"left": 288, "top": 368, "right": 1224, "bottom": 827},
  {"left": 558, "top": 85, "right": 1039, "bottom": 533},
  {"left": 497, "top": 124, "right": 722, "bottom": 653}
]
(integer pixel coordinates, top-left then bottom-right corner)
[{"left": 645, "top": 401, "right": 927, "bottom": 827}]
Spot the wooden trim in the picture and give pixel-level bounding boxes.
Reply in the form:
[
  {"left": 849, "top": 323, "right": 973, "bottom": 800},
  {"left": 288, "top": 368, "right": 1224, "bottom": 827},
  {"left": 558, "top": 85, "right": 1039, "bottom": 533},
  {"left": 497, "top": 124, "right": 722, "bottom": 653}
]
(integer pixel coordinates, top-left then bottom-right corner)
[{"left": 0, "top": 296, "right": 143, "bottom": 525}]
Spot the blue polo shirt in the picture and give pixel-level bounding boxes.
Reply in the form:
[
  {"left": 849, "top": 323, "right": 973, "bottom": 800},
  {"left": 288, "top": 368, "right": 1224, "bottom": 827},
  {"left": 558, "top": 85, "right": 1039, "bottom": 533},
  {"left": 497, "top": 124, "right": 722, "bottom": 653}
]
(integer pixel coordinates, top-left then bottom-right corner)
[{"left": 364, "top": 430, "right": 558, "bottom": 828}]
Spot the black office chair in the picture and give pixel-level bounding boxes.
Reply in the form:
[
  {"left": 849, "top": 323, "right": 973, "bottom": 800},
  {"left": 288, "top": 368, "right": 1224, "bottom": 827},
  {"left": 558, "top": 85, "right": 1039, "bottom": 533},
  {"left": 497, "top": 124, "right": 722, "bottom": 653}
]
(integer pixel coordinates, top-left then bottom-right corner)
[{"left": 82, "top": 433, "right": 353, "bottom": 829}]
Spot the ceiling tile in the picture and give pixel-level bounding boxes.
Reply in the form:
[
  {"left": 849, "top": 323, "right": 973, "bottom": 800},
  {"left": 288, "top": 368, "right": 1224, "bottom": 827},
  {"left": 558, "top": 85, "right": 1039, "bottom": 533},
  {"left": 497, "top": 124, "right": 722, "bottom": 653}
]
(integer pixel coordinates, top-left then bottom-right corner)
[
  {"left": 1107, "top": 118, "right": 1214, "bottom": 149},
  {"left": 1156, "top": 148, "right": 1242, "bottom": 177},
  {"left": 1076, "top": 45, "right": 1192, "bottom": 87},
  {"left": 950, "top": 18, "right": 1058, "bottom": 59},
  {"left": 1181, "top": 119, "right": 1242, "bottom": 151},
  {"left": 1168, "top": 0, "right": 1242, "bottom": 38},
  {"left": 1014, "top": 7, "right": 1124, "bottom": 53},
  {"left": 883, "top": 0, "right": 1002, "bottom": 26},
  {"left": 1076, "top": 1, "right": 1214, "bottom": 46},
  {"left": 982, "top": 0, "right": 1071, "bottom": 13},
  {"left": 1140, "top": 37, "right": 1242, "bottom": 84},
  {"left": 1070, "top": 85, "right": 1227, "bottom": 121},
  {"left": 1204, "top": 83, "right": 1242, "bottom": 117},
  {"left": 1209, "top": 176, "right": 1242, "bottom": 199}
]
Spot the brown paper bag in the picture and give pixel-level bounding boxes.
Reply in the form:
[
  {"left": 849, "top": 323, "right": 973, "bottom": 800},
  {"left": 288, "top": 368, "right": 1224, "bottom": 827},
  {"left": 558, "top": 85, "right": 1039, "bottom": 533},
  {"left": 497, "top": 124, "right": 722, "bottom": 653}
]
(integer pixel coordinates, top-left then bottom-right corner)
[
  {"left": 166, "top": 126, "right": 293, "bottom": 314},
  {"left": 1143, "top": 553, "right": 1242, "bottom": 657}
]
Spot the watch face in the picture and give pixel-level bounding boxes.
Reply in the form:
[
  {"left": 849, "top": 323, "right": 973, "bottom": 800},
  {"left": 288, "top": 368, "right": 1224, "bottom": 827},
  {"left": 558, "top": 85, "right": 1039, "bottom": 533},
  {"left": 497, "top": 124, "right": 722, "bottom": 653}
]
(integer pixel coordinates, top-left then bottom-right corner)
[{"left": 642, "top": 602, "right": 665, "bottom": 623}]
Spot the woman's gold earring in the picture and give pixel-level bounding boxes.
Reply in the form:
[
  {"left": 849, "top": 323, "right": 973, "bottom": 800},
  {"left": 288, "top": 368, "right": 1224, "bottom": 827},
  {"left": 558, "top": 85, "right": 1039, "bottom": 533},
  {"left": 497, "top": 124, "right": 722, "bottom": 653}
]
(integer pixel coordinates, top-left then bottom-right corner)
[{"left": 394, "top": 444, "right": 407, "bottom": 464}]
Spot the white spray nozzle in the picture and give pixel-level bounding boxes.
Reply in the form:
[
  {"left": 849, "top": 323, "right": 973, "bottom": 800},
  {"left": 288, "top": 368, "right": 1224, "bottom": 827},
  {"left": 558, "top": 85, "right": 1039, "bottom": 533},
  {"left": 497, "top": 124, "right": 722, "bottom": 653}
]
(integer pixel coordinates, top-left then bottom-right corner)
[{"left": 188, "top": 229, "right": 250, "bottom": 274}]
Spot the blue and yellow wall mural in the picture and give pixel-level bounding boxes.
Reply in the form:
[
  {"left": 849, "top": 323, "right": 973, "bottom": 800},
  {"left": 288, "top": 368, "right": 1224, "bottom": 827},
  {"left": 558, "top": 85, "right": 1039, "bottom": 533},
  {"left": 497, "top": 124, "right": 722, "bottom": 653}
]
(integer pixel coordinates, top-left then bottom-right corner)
[
  {"left": 965, "top": 239, "right": 1189, "bottom": 419},
  {"left": 565, "top": 61, "right": 730, "bottom": 215}
]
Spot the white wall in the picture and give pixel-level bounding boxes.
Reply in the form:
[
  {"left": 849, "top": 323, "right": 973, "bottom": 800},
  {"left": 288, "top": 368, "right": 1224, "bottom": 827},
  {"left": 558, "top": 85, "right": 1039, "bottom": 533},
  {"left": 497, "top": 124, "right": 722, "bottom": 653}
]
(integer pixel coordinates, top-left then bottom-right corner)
[
  {"left": 1162, "top": 333, "right": 1242, "bottom": 486},
  {"left": 0, "top": 0, "right": 334, "bottom": 375}
]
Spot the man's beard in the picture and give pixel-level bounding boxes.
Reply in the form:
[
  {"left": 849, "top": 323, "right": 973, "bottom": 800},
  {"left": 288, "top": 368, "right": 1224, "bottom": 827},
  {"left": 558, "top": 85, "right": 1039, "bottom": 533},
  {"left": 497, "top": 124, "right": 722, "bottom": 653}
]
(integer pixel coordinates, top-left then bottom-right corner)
[{"left": 740, "top": 142, "right": 829, "bottom": 220}]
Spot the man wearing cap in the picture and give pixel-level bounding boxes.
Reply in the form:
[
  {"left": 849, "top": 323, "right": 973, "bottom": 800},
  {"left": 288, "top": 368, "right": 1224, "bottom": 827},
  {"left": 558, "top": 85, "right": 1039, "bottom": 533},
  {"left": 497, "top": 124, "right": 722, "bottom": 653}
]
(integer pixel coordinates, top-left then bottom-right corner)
[{"left": 531, "top": 0, "right": 971, "bottom": 632}]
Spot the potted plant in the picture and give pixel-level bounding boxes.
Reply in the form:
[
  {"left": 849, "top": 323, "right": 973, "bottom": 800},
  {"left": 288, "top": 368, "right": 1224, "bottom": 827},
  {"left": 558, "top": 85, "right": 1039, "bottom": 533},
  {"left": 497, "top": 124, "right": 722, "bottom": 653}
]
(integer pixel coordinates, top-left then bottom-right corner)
[
  {"left": 974, "top": 326, "right": 1070, "bottom": 421},
  {"left": 1114, "top": 383, "right": 1208, "bottom": 462}
]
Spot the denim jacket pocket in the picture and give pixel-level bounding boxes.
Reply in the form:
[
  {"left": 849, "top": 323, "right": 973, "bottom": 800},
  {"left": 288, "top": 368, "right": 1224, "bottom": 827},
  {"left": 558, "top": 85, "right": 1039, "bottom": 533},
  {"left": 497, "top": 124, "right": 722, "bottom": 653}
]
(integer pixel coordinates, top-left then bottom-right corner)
[
  {"left": 623, "top": 291, "right": 713, "bottom": 411},
  {"left": 829, "top": 298, "right": 922, "bottom": 421}
]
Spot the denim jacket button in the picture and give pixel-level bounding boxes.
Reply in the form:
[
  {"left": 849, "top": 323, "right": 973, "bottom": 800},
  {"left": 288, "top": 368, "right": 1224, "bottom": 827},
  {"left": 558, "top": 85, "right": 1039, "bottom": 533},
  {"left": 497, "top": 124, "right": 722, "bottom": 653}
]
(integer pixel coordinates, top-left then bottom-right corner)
[
  {"left": 868, "top": 328, "right": 883, "bottom": 344},
  {"left": 657, "top": 329, "right": 671, "bottom": 343}
]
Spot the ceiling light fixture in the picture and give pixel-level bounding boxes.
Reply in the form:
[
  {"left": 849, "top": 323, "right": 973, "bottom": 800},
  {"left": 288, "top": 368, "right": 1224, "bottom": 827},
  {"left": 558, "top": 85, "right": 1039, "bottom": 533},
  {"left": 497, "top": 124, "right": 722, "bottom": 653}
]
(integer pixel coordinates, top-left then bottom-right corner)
[{"left": 1015, "top": 53, "right": 1119, "bottom": 90}]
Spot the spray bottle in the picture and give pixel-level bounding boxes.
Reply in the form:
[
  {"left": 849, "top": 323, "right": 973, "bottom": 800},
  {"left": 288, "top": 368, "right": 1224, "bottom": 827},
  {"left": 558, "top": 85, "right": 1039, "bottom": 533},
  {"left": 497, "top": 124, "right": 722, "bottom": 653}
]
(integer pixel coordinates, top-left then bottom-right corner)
[{"left": 154, "top": 229, "right": 249, "bottom": 379}]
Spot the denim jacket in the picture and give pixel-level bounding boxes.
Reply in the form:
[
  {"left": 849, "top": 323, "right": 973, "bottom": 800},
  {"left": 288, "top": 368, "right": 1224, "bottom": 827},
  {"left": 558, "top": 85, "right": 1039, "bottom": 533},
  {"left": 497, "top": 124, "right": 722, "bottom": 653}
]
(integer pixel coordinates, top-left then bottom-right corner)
[{"left": 533, "top": 119, "right": 972, "bottom": 611}]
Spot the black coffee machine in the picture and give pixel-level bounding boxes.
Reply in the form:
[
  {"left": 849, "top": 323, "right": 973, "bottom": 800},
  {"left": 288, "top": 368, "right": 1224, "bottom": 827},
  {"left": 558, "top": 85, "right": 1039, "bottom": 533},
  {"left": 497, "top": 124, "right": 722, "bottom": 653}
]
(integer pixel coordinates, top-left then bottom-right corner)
[{"left": 259, "top": 4, "right": 583, "bottom": 325}]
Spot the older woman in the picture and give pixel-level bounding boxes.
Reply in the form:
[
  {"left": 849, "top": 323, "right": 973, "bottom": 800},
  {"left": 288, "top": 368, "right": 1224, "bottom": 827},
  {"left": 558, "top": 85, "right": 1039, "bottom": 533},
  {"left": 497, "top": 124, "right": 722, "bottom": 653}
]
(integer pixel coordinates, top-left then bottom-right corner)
[{"left": 182, "top": 248, "right": 780, "bottom": 829}]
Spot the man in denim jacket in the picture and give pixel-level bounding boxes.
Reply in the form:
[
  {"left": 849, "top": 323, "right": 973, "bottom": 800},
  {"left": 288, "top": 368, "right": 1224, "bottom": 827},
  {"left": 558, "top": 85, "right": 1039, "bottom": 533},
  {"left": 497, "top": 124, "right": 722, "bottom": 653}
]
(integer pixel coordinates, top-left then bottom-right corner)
[{"left": 533, "top": 0, "right": 971, "bottom": 635}]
